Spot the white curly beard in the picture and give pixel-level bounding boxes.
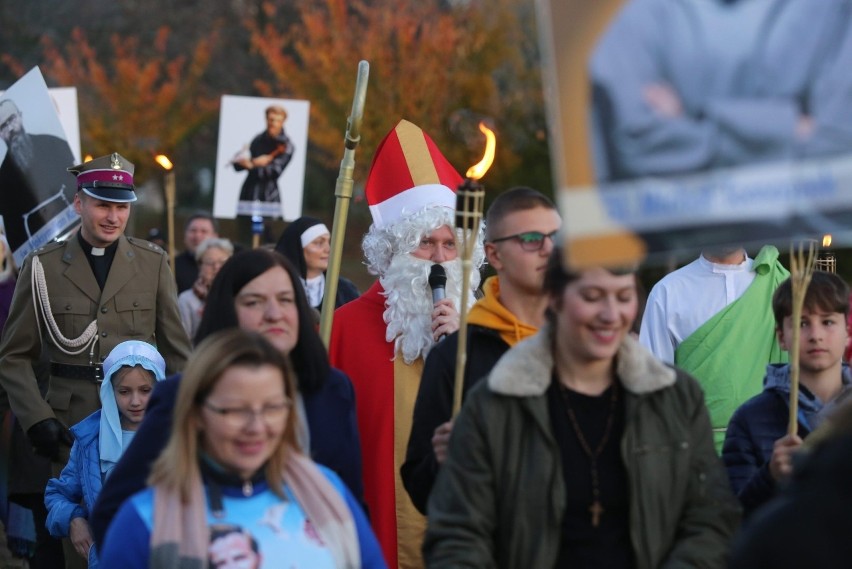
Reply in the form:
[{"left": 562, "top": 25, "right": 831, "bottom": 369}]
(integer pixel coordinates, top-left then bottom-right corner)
[{"left": 380, "top": 254, "right": 476, "bottom": 364}]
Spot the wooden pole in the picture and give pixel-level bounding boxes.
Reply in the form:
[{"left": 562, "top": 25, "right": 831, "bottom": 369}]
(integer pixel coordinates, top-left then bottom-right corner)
[
  {"left": 451, "top": 124, "right": 494, "bottom": 415},
  {"left": 787, "top": 240, "right": 817, "bottom": 436},
  {"left": 452, "top": 179, "right": 485, "bottom": 416},
  {"left": 165, "top": 170, "right": 176, "bottom": 269}
]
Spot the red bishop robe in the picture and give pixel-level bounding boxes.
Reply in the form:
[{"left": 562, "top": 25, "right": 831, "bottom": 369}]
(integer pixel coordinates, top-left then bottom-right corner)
[{"left": 329, "top": 281, "right": 426, "bottom": 569}]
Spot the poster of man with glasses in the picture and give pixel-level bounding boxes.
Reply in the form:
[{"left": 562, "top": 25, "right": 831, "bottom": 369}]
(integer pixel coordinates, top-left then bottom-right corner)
[{"left": 0, "top": 67, "right": 79, "bottom": 266}]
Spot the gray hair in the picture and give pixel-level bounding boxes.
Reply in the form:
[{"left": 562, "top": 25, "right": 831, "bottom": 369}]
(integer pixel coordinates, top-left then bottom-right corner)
[
  {"left": 195, "top": 237, "right": 234, "bottom": 262},
  {"left": 361, "top": 205, "right": 484, "bottom": 277}
]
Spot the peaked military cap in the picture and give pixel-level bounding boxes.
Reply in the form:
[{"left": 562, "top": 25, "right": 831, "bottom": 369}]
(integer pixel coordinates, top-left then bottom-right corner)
[{"left": 68, "top": 152, "right": 137, "bottom": 203}]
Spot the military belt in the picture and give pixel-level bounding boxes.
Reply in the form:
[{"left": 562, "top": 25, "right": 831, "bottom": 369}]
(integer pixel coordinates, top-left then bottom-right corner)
[{"left": 50, "top": 362, "right": 104, "bottom": 382}]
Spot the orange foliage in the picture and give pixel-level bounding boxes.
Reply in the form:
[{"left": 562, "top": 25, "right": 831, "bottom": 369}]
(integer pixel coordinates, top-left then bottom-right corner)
[
  {"left": 248, "top": 0, "right": 533, "bottom": 181},
  {"left": 15, "top": 26, "right": 218, "bottom": 180}
]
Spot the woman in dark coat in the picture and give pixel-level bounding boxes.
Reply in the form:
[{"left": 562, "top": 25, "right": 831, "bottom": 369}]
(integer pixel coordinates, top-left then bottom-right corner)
[
  {"left": 423, "top": 249, "right": 740, "bottom": 568},
  {"left": 89, "top": 249, "right": 364, "bottom": 548},
  {"left": 275, "top": 216, "right": 360, "bottom": 313}
]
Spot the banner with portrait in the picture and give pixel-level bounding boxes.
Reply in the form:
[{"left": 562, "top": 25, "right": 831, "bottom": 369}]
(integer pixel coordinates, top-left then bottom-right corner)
[
  {"left": 213, "top": 95, "right": 310, "bottom": 221},
  {"left": 535, "top": 0, "right": 852, "bottom": 268},
  {"left": 0, "top": 67, "right": 80, "bottom": 267}
]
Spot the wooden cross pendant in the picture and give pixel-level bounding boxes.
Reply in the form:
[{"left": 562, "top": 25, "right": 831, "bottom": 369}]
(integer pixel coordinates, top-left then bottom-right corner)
[{"left": 590, "top": 500, "right": 604, "bottom": 528}]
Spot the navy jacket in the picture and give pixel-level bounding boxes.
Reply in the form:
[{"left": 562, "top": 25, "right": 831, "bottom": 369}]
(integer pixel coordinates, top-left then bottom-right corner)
[
  {"left": 90, "top": 367, "right": 363, "bottom": 547},
  {"left": 722, "top": 363, "right": 852, "bottom": 517},
  {"left": 329, "top": 276, "right": 360, "bottom": 311},
  {"left": 730, "top": 429, "right": 852, "bottom": 568}
]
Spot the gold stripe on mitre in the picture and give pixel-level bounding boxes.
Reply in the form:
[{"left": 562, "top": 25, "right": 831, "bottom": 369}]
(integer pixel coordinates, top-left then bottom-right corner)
[{"left": 395, "top": 120, "right": 440, "bottom": 188}]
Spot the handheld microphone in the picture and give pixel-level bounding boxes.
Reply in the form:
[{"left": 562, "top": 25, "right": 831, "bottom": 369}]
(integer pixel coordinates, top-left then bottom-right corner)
[
  {"left": 429, "top": 264, "right": 448, "bottom": 341},
  {"left": 428, "top": 264, "right": 447, "bottom": 304}
]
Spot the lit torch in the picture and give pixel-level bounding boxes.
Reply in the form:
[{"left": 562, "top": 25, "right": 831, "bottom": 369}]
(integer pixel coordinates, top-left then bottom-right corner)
[
  {"left": 452, "top": 122, "right": 496, "bottom": 416},
  {"left": 465, "top": 123, "right": 497, "bottom": 179},
  {"left": 154, "top": 154, "right": 176, "bottom": 269},
  {"left": 815, "top": 234, "right": 836, "bottom": 273}
]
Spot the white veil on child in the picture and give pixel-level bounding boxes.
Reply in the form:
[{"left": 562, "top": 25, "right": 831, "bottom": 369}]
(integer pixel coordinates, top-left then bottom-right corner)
[{"left": 98, "top": 340, "right": 166, "bottom": 476}]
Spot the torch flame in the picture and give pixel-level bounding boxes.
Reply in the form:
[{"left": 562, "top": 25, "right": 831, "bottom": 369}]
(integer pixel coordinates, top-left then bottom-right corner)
[
  {"left": 465, "top": 123, "right": 496, "bottom": 180},
  {"left": 155, "top": 154, "right": 174, "bottom": 171},
  {"left": 823, "top": 234, "right": 832, "bottom": 248}
]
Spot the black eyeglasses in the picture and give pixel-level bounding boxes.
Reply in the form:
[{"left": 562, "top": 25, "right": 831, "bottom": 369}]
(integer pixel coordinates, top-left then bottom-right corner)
[{"left": 490, "top": 230, "right": 557, "bottom": 252}]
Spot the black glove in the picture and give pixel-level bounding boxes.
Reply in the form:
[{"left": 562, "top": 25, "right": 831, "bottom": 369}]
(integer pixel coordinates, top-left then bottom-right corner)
[{"left": 27, "top": 418, "right": 74, "bottom": 460}]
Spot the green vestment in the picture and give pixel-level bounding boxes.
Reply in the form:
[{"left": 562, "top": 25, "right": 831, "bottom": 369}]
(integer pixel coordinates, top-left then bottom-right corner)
[{"left": 675, "top": 245, "right": 789, "bottom": 452}]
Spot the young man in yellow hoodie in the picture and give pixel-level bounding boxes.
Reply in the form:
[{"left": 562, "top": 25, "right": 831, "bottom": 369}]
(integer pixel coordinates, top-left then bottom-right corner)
[{"left": 401, "top": 186, "right": 562, "bottom": 513}]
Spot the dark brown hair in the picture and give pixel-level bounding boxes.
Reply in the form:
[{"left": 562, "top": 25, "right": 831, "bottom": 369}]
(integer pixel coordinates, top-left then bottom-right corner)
[
  {"left": 196, "top": 249, "right": 330, "bottom": 394},
  {"left": 772, "top": 270, "right": 850, "bottom": 326},
  {"left": 543, "top": 247, "right": 638, "bottom": 328},
  {"left": 543, "top": 246, "right": 637, "bottom": 298}
]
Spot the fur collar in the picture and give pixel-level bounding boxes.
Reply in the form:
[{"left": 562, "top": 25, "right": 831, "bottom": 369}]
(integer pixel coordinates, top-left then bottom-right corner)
[{"left": 487, "top": 324, "right": 676, "bottom": 397}]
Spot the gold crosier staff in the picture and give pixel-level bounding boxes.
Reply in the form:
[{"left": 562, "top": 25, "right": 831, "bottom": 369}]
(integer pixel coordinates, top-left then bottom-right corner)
[
  {"left": 787, "top": 239, "right": 819, "bottom": 436},
  {"left": 319, "top": 61, "right": 370, "bottom": 346},
  {"left": 452, "top": 123, "right": 496, "bottom": 416}
]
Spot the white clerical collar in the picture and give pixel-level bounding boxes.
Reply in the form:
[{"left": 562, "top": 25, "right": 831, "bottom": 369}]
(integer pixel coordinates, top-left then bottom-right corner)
[
  {"left": 699, "top": 253, "right": 751, "bottom": 273},
  {"left": 91, "top": 247, "right": 106, "bottom": 256}
]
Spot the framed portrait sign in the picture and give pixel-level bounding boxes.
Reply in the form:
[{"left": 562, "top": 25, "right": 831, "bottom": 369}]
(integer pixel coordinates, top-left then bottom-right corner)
[{"left": 213, "top": 95, "right": 310, "bottom": 221}]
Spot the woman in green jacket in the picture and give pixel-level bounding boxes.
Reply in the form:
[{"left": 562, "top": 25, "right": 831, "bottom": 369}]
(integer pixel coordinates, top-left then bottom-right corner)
[{"left": 423, "top": 250, "right": 740, "bottom": 568}]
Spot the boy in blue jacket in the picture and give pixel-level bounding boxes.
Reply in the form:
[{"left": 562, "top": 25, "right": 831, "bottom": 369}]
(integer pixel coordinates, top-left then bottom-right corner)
[
  {"left": 44, "top": 341, "right": 166, "bottom": 568},
  {"left": 722, "top": 271, "right": 852, "bottom": 517}
]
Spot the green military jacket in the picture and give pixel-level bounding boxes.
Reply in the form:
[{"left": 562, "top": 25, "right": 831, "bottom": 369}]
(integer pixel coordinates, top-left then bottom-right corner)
[
  {"left": 424, "top": 326, "right": 740, "bottom": 569},
  {"left": 0, "top": 234, "right": 191, "bottom": 431}
]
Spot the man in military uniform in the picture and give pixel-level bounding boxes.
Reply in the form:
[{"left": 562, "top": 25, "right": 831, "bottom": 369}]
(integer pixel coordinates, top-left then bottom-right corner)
[{"left": 0, "top": 152, "right": 191, "bottom": 471}]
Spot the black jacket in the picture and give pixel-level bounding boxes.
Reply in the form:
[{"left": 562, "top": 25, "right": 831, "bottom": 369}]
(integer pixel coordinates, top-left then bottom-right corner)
[
  {"left": 330, "top": 276, "right": 360, "bottom": 311},
  {"left": 401, "top": 324, "right": 509, "bottom": 513},
  {"left": 173, "top": 249, "right": 197, "bottom": 294}
]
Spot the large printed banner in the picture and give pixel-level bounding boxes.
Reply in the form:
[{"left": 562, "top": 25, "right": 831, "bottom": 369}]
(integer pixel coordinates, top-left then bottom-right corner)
[
  {"left": 559, "top": 155, "right": 852, "bottom": 265},
  {"left": 213, "top": 95, "right": 310, "bottom": 221},
  {"left": 0, "top": 68, "right": 80, "bottom": 267},
  {"left": 535, "top": 0, "right": 852, "bottom": 268}
]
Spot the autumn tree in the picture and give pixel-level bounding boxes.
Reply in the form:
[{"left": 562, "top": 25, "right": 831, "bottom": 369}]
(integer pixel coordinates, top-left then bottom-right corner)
[
  {"left": 2, "top": 26, "right": 219, "bottom": 182},
  {"left": 248, "top": 0, "right": 549, "bottom": 196}
]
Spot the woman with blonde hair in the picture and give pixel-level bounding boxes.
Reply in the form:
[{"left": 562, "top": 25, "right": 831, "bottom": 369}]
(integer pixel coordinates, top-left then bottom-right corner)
[{"left": 99, "top": 329, "right": 384, "bottom": 568}]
